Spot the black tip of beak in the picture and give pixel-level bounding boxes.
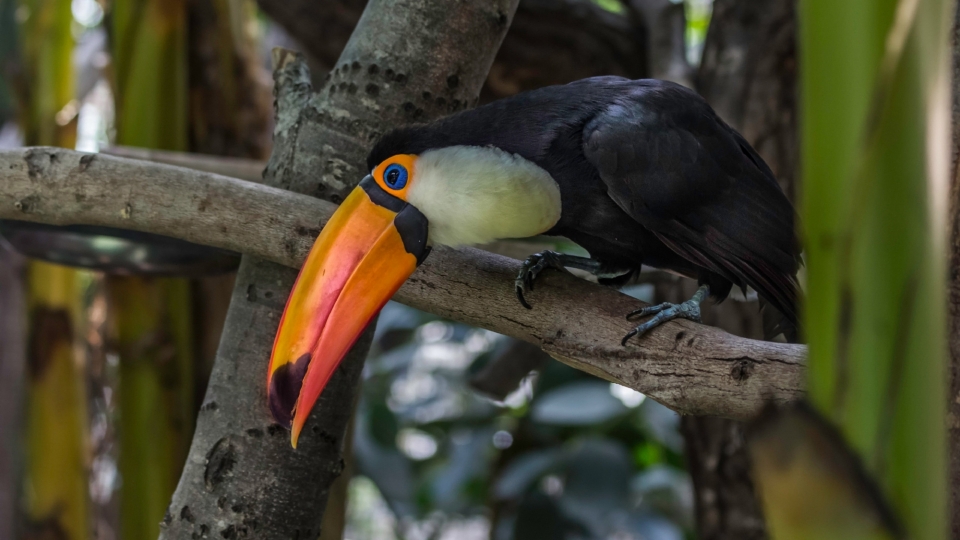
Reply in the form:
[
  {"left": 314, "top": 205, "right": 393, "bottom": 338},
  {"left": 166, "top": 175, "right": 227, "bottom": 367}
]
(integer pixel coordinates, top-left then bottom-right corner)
[{"left": 268, "top": 352, "right": 311, "bottom": 428}]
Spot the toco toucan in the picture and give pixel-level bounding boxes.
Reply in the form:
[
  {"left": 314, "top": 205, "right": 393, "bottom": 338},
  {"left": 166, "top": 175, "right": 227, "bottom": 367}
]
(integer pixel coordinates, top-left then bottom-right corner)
[{"left": 267, "top": 77, "right": 802, "bottom": 446}]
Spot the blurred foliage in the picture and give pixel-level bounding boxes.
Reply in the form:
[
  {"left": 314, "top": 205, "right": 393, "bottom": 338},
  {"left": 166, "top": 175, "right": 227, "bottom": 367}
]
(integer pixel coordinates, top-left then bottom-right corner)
[
  {"left": 13, "top": 2, "right": 89, "bottom": 538},
  {"left": 14, "top": 0, "right": 76, "bottom": 147},
  {"left": 591, "top": 0, "right": 624, "bottom": 14},
  {"left": 106, "top": 276, "right": 195, "bottom": 540},
  {"left": 684, "top": 0, "right": 712, "bottom": 65},
  {"left": 21, "top": 262, "right": 91, "bottom": 540},
  {"left": 107, "top": 1, "right": 193, "bottom": 538},
  {"left": 0, "top": 0, "right": 17, "bottom": 122},
  {"left": 185, "top": 0, "right": 271, "bottom": 158},
  {"left": 347, "top": 302, "right": 693, "bottom": 540},
  {"left": 111, "top": 0, "right": 187, "bottom": 150},
  {"left": 748, "top": 404, "right": 900, "bottom": 540},
  {"left": 779, "top": 0, "right": 951, "bottom": 538}
]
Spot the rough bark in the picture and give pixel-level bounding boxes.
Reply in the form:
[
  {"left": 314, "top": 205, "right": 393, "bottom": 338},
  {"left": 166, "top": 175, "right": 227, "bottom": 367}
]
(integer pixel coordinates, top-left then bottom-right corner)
[
  {"left": 256, "top": 0, "right": 648, "bottom": 103},
  {"left": 678, "top": 1, "right": 798, "bottom": 538},
  {"left": 0, "top": 146, "right": 806, "bottom": 421},
  {"left": 103, "top": 145, "right": 266, "bottom": 183},
  {"left": 469, "top": 340, "right": 550, "bottom": 400},
  {"left": 696, "top": 0, "right": 798, "bottom": 201},
  {"left": 161, "top": 0, "right": 517, "bottom": 537},
  {"left": 0, "top": 239, "right": 24, "bottom": 540},
  {"left": 681, "top": 416, "right": 767, "bottom": 539}
]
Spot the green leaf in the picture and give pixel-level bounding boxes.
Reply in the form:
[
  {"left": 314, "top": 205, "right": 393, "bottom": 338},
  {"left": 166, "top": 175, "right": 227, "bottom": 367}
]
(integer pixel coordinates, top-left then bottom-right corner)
[{"left": 791, "top": 0, "right": 951, "bottom": 537}]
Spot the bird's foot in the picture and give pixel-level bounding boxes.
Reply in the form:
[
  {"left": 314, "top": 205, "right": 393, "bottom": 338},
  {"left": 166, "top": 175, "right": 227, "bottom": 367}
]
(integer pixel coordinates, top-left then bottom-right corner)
[
  {"left": 515, "top": 251, "right": 574, "bottom": 309},
  {"left": 621, "top": 285, "right": 709, "bottom": 345}
]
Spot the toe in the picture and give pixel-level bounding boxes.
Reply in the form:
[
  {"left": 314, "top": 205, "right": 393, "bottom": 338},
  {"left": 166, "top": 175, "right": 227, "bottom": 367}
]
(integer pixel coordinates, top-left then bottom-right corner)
[{"left": 626, "top": 302, "right": 670, "bottom": 320}]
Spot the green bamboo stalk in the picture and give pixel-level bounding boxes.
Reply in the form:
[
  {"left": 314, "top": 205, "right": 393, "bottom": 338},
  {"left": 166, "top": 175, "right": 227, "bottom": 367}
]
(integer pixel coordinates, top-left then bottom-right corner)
[
  {"left": 22, "top": 261, "right": 90, "bottom": 540},
  {"left": 765, "top": 0, "right": 953, "bottom": 538},
  {"left": 15, "top": 0, "right": 76, "bottom": 148},
  {"left": 13, "top": 1, "right": 90, "bottom": 538},
  {"left": 111, "top": 0, "right": 188, "bottom": 152},
  {"left": 107, "top": 277, "right": 194, "bottom": 540},
  {"left": 108, "top": 2, "right": 194, "bottom": 538}
]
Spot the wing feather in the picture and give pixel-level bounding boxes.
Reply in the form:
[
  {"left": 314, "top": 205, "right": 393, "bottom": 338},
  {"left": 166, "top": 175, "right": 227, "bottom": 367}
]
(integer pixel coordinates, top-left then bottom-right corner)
[{"left": 582, "top": 81, "right": 801, "bottom": 325}]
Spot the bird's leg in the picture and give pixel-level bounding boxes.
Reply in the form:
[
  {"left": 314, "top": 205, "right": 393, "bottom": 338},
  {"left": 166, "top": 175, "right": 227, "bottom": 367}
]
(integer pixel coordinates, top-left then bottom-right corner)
[
  {"left": 515, "top": 251, "right": 627, "bottom": 309},
  {"left": 621, "top": 284, "right": 710, "bottom": 345}
]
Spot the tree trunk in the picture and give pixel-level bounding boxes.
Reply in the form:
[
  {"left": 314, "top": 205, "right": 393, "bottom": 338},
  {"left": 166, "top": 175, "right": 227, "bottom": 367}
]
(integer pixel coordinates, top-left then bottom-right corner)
[
  {"left": 255, "top": 0, "right": 648, "bottom": 103},
  {"left": 186, "top": 0, "right": 272, "bottom": 160},
  {"left": 679, "top": 1, "right": 797, "bottom": 538},
  {"left": 184, "top": 0, "right": 269, "bottom": 446},
  {"left": 680, "top": 416, "right": 767, "bottom": 539},
  {"left": 159, "top": 2, "right": 518, "bottom": 538},
  {"left": 0, "top": 240, "right": 25, "bottom": 540}
]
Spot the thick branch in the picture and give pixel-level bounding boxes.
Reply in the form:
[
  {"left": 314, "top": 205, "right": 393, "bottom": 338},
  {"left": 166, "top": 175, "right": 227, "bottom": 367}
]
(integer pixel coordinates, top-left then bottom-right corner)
[{"left": 0, "top": 146, "right": 806, "bottom": 420}]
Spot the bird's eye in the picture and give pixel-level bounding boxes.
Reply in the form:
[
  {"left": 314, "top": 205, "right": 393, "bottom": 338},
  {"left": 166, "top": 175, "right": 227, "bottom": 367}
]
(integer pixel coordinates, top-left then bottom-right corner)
[{"left": 383, "top": 164, "right": 408, "bottom": 190}]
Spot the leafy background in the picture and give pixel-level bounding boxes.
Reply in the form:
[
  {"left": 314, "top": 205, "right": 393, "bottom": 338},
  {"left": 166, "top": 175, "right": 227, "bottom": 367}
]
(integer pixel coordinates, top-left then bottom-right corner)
[{"left": 345, "top": 299, "right": 693, "bottom": 540}]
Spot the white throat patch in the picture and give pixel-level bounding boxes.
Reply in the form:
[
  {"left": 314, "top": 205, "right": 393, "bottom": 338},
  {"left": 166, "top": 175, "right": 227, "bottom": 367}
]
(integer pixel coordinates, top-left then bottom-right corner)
[{"left": 407, "top": 146, "right": 562, "bottom": 247}]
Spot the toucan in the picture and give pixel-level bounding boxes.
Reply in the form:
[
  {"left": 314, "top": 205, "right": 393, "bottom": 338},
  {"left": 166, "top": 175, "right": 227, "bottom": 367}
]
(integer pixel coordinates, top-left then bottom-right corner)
[{"left": 267, "top": 77, "right": 802, "bottom": 446}]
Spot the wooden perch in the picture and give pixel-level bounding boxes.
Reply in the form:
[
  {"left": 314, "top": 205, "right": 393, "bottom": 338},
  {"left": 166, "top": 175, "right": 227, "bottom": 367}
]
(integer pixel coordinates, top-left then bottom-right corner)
[
  {"left": 101, "top": 145, "right": 266, "bottom": 183},
  {"left": 0, "top": 146, "right": 806, "bottom": 420}
]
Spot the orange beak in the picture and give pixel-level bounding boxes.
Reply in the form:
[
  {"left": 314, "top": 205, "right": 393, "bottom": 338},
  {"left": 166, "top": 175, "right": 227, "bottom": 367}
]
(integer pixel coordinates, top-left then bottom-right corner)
[{"left": 267, "top": 176, "right": 429, "bottom": 447}]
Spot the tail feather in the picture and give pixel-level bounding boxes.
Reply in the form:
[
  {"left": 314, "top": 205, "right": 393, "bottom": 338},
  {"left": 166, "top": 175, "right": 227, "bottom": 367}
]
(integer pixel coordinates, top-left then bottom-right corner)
[
  {"left": 648, "top": 228, "right": 802, "bottom": 342},
  {"left": 760, "top": 298, "right": 801, "bottom": 343}
]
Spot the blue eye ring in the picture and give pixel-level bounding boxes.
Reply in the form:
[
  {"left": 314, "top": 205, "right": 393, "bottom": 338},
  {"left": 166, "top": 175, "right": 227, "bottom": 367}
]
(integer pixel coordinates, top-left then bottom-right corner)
[{"left": 383, "top": 163, "right": 408, "bottom": 190}]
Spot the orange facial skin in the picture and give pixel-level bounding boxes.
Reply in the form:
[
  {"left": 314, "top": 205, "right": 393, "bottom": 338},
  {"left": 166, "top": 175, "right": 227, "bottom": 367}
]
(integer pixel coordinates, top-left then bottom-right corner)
[
  {"left": 267, "top": 155, "right": 427, "bottom": 447},
  {"left": 371, "top": 154, "right": 417, "bottom": 199}
]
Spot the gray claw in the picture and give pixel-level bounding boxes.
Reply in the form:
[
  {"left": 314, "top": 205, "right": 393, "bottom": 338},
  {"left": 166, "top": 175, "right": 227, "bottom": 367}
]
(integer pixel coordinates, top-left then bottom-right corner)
[
  {"left": 626, "top": 302, "right": 672, "bottom": 320},
  {"left": 621, "top": 298, "right": 702, "bottom": 345}
]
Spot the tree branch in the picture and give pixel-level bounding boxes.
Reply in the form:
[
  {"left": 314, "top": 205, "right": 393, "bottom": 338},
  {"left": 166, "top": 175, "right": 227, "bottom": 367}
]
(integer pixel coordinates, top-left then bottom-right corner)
[
  {"left": 0, "top": 146, "right": 806, "bottom": 420},
  {"left": 101, "top": 145, "right": 266, "bottom": 183}
]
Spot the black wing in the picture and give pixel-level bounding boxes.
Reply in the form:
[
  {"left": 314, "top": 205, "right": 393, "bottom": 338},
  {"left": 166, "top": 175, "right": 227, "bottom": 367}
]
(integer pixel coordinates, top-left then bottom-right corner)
[{"left": 582, "top": 81, "right": 801, "bottom": 326}]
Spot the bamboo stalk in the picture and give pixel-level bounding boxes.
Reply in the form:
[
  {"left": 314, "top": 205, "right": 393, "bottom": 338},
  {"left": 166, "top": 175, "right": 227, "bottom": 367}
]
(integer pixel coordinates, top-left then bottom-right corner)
[
  {"left": 751, "top": 0, "right": 954, "bottom": 538},
  {"left": 108, "top": 2, "right": 195, "bottom": 538},
  {"left": 22, "top": 261, "right": 90, "bottom": 540},
  {"left": 12, "top": 1, "right": 90, "bottom": 538},
  {"left": 106, "top": 276, "right": 194, "bottom": 540}
]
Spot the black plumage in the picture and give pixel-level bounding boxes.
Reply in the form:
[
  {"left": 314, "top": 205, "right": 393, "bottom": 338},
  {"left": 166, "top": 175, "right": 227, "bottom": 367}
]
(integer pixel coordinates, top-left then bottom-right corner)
[{"left": 369, "top": 77, "right": 802, "bottom": 338}]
